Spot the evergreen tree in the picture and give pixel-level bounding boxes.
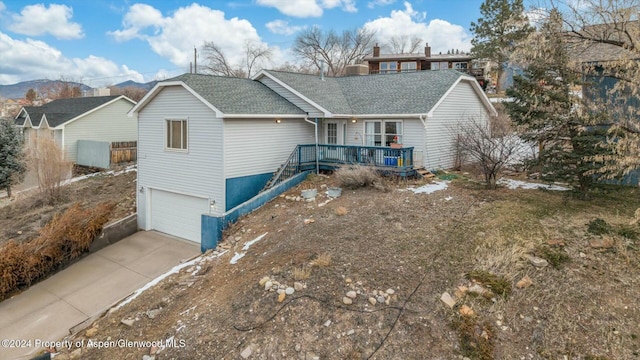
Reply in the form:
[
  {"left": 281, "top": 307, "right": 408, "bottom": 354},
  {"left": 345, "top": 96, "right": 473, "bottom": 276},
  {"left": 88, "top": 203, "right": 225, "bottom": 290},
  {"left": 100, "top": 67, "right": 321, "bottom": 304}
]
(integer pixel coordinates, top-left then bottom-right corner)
[
  {"left": 0, "top": 118, "right": 26, "bottom": 197},
  {"left": 470, "top": 0, "right": 532, "bottom": 92},
  {"left": 505, "top": 9, "right": 610, "bottom": 195}
]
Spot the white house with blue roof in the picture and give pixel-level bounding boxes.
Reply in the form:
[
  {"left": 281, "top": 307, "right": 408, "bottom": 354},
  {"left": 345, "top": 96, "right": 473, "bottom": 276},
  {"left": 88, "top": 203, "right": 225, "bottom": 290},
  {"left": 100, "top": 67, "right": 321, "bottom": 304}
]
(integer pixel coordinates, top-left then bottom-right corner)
[{"left": 129, "top": 69, "right": 496, "bottom": 246}]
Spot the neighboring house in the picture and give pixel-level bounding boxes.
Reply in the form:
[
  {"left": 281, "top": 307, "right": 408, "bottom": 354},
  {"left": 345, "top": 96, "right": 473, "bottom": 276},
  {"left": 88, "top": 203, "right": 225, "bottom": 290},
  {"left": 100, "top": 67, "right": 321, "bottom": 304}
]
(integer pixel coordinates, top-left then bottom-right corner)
[
  {"left": 14, "top": 95, "right": 137, "bottom": 163},
  {"left": 129, "top": 69, "right": 496, "bottom": 244},
  {"left": 363, "top": 43, "right": 487, "bottom": 85}
]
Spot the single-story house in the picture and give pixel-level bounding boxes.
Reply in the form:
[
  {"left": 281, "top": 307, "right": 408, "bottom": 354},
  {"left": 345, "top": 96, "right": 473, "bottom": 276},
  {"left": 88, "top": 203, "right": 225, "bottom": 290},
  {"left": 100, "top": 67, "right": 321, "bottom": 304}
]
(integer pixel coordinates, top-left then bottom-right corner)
[
  {"left": 14, "top": 95, "right": 137, "bottom": 163},
  {"left": 129, "top": 69, "right": 496, "bottom": 244}
]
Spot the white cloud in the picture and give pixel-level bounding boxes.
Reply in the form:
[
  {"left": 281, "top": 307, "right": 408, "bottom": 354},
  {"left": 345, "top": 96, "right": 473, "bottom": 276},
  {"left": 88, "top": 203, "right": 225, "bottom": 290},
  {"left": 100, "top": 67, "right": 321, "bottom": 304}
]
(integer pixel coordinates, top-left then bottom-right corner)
[
  {"left": 257, "top": 0, "right": 356, "bottom": 17},
  {"left": 109, "top": 3, "right": 271, "bottom": 68},
  {"left": 8, "top": 4, "right": 83, "bottom": 39},
  {"left": 0, "top": 2, "right": 6, "bottom": 13},
  {"left": 0, "top": 32, "right": 143, "bottom": 86},
  {"left": 266, "top": 20, "right": 304, "bottom": 35},
  {"left": 367, "top": 0, "right": 396, "bottom": 9},
  {"left": 363, "top": 1, "right": 471, "bottom": 54}
]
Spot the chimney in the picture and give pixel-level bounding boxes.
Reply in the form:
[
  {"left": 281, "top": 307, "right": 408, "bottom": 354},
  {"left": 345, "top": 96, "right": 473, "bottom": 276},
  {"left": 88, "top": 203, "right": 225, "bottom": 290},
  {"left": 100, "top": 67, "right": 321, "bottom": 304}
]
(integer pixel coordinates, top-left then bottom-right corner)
[
  {"left": 373, "top": 43, "right": 380, "bottom": 57},
  {"left": 424, "top": 43, "right": 431, "bottom": 58}
]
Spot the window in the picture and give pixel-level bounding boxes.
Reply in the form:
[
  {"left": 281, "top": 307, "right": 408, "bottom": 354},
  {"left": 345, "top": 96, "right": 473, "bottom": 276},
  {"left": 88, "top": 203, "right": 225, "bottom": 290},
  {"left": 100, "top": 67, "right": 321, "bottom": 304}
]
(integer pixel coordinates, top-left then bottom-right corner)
[
  {"left": 326, "top": 122, "right": 338, "bottom": 144},
  {"left": 431, "top": 61, "right": 449, "bottom": 70},
  {"left": 379, "top": 61, "right": 397, "bottom": 74},
  {"left": 453, "top": 62, "right": 468, "bottom": 70},
  {"left": 166, "top": 119, "right": 187, "bottom": 150},
  {"left": 364, "top": 120, "right": 403, "bottom": 146},
  {"left": 400, "top": 62, "right": 417, "bottom": 72}
]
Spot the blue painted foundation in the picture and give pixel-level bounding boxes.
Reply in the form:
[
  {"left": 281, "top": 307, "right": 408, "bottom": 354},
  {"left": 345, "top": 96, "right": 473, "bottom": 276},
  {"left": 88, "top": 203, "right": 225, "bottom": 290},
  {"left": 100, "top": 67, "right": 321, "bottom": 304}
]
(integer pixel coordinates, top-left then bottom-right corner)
[
  {"left": 200, "top": 171, "right": 309, "bottom": 252},
  {"left": 225, "top": 173, "right": 273, "bottom": 211}
]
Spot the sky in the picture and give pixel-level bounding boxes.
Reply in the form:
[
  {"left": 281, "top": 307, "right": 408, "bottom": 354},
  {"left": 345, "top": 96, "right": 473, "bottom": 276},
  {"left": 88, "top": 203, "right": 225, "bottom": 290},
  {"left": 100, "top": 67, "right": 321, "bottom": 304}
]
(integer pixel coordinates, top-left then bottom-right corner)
[{"left": 0, "top": 0, "right": 487, "bottom": 87}]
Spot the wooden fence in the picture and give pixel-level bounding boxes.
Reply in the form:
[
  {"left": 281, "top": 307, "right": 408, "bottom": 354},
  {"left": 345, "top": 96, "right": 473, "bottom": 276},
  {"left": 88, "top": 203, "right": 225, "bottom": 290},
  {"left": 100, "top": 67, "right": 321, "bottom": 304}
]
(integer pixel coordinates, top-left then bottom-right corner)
[{"left": 111, "top": 141, "right": 137, "bottom": 164}]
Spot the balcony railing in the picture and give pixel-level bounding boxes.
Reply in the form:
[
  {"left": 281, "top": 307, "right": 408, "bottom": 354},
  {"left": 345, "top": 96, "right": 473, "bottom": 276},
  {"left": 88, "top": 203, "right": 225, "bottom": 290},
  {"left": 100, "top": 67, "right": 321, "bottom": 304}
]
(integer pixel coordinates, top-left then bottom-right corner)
[{"left": 368, "top": 68, "right": 484, "bottom": 79}]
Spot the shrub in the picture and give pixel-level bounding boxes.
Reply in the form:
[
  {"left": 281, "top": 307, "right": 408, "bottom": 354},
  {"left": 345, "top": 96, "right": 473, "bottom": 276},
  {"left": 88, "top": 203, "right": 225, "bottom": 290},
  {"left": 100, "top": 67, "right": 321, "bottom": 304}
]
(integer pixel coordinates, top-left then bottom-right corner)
[
  {"left": 536, "top": 246, "right": 570, "bottom": 269},
  {"left": 0, "top": 202, "right": 115, "bottom": 300},
  {"left": 30, "top": 137, "right": 73, "bottom": 204},
  {"left": 466, "top": 270, "right": 512, "bottom": 298},
  {"left": 334, "top": 165, "right": 381, "bottom": 189},
  {"left": 587, "top": 218, "right": 612, "bottom": 235}
]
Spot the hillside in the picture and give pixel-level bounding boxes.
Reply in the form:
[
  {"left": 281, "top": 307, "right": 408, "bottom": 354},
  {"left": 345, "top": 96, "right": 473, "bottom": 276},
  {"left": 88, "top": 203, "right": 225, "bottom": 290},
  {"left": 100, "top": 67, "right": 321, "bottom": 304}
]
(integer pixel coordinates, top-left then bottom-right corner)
[
  {"left": 47, "top": 174, "right": 640, "bottom": 359},
  {"left": 0, "top": 79, "right": 156, "bottom": 99}
]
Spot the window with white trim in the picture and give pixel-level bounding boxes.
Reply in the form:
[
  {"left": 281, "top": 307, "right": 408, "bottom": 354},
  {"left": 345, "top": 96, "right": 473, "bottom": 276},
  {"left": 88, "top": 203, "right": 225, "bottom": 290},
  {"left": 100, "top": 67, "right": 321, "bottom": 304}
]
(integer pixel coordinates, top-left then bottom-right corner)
[
  {"left": 379, "top": 61, "right": 397, "bottom": 74},
  {"left": 431, "top": 61, "right": 449, "bottom": 70},
  {"left": 166, "top": 119, "right": 188, "bottom": 150},
  {"left": 364, "top": 120, "right": 403, "bottom": 146},
  {"left": 453, "top": 62, "right": 468, "bottom": 70},
  {"left": 400, "top": 62, "right": 417, "bottom": 72}
]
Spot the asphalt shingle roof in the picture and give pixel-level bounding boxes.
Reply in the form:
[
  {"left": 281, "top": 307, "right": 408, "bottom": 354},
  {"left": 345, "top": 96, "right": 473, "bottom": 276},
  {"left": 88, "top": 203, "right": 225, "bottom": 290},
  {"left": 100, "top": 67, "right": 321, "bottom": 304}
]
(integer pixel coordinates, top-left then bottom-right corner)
[
  {"left": 263, "top": 69, "right": 465, "bottom": 115},
  {"left": 16, "top": 96, "right": 122, "bottom": 128},
  {"left": 168, "top": 73, "right": 305, "bottom": 115}
]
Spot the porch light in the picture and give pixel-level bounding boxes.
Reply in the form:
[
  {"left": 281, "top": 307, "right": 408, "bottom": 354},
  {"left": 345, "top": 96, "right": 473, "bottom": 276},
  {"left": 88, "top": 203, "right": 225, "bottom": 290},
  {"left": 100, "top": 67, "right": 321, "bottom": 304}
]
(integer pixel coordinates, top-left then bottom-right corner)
[
  {"left": 275, "top": 118, "right": 282, "bottom": 124},
  {"left": 138, "top": 186, "right": 144, "bottom": 194},
  {"left": 351, "top": 117, "right": 357, "bottom": 123}
]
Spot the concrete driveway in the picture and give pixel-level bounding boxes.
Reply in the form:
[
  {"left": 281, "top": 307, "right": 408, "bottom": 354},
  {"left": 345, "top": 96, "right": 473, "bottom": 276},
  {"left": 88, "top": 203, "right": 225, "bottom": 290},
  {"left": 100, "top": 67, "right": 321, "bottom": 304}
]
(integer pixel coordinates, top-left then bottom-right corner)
[{"left": 0, "top": 231, "right": 200, "bottom": 360}]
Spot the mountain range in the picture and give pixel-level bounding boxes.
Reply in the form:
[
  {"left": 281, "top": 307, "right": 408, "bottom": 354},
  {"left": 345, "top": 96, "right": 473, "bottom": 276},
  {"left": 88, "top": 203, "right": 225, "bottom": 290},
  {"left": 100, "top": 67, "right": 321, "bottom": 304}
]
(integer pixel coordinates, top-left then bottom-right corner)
[{"left": 0, "top": 79, "right": 156, "bottom": 100}]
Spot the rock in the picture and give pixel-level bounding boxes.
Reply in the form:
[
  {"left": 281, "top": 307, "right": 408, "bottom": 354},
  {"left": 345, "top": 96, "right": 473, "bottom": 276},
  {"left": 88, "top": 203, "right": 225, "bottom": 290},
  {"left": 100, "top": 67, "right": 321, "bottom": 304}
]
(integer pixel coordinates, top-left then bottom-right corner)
[
  {"left": 526, "top": 255, "right": 549, "bottom": 268},
  {"left": 294, "top": 282, "right": 304, "bottom": 291},
  {"left": 146, "top": 308, "right": 161, "bottom": 319},
  {"left": 121, "top": 318, "right": 135, "bottom": 327},
  {"left": 304, "top": 218, "right": 315, "bottom": 224},
  {"left": 579, "top": 252, "right": 586, "bottom": 258},
  {"left": 345, "top": 278, "right": 352, "bottom": 284},
  {"left": 468, "top": 284, "right": 489, "bottom": 295},
  {"left": 17, "top": 230, "right": 22, "bottom": 235},
  {"left": 385, "top": 288, "right": 395, "bottom": 295},
  {"left": 459, "top": 305, "right": 474, "bottom": 317},
  {"left": 85, "top": 327, "right": 98, "bottom": 337},
  {"left": 324, "top": 320, "right": 332, "bottom": 327},
  {"left": 259, "top": 276, "right": 270, "bottom": 287},
  {"left": 347, "top": 329, "right": 355, "bottom": 336},
  {"left": 264, "top": 281, "right": 273, "bottom": 291},
  {"left": 346, "top": 291, "right": 357, "bottom": 299},
  {"left": 440, "top": 292, "right": 456, "bottom": 309},
  {"left": 240, "top": 344, "right": 253, "bottom": 359},
  {"left": 278, "top": 292, "right": 286, "bottom": 303},
  {"left": 342, "top": 297, "right": 353, "bottom": 305},
  {"left": 524, "top": 316, "right": 533, "bottom": 322},
  {"left": 516, "top": 275, "right": 533, "bottom": 289},
  {"left": 496, "top": 320, "right": 502, "bottom": 326},
  {"left": 277, "top": 289, "right": 285, "bottom": 295},
  {"left": 285, "top": 287, "right": 295, "bottom": 295},
  {"left": 547, "top": 239, "right": 565, "bottom": 247},
  {"left": 590, "top": 237, "right": 615, "bottom": 249},
  {"left": 368, "top": 297, "right": 377, "bottom": 306},
  {"left": 142, "top": 356, "right": 155, "bottom": 360},
  {"left": 372, "top": 290, "right": 378, "bottom": 296},
  {"left": 377, "top": 295, "right": 385, "bottom": 304},
  {"left": 295, "top": 344, "right": 301, "bottom": 352}
]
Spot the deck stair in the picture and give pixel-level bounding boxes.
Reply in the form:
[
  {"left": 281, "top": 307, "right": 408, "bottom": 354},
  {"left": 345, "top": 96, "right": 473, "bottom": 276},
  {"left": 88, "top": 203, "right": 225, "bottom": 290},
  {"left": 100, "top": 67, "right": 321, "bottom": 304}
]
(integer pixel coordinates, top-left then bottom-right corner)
[{"left": 415, "top": 166, "right": 435, "bottom": 179}]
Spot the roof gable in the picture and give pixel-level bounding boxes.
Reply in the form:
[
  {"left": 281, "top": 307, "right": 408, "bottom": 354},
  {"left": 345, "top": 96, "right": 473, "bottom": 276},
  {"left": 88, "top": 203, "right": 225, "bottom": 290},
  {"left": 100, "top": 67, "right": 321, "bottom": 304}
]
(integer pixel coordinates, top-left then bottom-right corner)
[{"left": 131, "top": 74, "right": 305, "bottom": 117}]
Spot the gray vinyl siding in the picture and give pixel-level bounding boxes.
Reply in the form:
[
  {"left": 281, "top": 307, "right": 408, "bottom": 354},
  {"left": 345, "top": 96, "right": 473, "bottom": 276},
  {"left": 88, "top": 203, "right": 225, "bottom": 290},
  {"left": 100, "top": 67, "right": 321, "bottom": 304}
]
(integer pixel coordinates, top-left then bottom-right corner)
[
  {"left": 137, "top": 86, "right": 225, "bottom": 229},
  {"left": 224, "top": 118, "right": 315, "bottom": 178},
  {"left": 62, "top": 99, "right": 136, "bottom": 162},
  {"left": 425, "top": 81, "right": 490, "bottom": 170},
  {"left": 402, "top": 119, "right": 425, "bottom": 166},
  {"left": 257, "top": 77, "right": 325, "bottom": 118}
]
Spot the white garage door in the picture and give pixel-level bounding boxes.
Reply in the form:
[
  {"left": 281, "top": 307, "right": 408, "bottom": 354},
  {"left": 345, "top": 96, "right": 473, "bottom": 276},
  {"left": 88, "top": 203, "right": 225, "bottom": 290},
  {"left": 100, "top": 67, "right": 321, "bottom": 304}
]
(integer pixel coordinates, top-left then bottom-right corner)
[{"left": 150, "top": 189, "right": 208, "bottom": 243}]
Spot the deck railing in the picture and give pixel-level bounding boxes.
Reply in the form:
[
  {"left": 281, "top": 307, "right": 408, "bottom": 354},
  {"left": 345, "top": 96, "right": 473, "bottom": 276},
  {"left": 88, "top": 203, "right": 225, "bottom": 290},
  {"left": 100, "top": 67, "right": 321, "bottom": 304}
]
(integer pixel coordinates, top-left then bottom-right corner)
[
  {"left": 298, "top": 144, "right": 414, "bottom": 170},
  {"left": 263, "top": 144, "right": 415, "bottom": 191}
]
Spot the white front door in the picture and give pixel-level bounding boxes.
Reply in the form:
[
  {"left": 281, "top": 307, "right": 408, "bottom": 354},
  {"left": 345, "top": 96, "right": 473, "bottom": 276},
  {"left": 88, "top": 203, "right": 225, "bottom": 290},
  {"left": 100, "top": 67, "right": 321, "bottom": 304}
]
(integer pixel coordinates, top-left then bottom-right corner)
[{"left": 324, "top": 121, "right": 339, "bottom": 159}]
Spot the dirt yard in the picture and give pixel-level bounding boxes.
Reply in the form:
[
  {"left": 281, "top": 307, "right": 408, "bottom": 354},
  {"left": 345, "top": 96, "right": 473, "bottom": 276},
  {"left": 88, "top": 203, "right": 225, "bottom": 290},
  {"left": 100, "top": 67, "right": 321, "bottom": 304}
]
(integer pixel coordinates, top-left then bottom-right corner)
[
  {"left": 0, "top": 169, "right": 137, "bottom": 246},
  {"left": 43, "top": 172, "right": 640, "bottom": 360}
]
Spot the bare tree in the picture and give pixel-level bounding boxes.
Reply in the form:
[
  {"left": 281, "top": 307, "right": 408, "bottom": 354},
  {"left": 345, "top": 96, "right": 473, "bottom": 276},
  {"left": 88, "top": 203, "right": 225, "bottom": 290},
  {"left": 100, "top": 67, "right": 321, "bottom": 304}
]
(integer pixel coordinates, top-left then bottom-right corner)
[
  {"left": 30, "top": 137, "right": 72, "bottom": 204},
  {"left": 202, "top": 40, "right": 273, "bottom": 78},
  {"left": 453, "top": 116, "right": 525, "bottom": 189},
  {"left": 108, "top": 86, "right": 148, "bottom": 102},
  {"left": 293, "top": 26, "right": 376, "bottom": 76},
  {"left": 40, "top": 77, "right": 83, "bottom": 100},
  {"left": 386, "top": 35, "right": 422, "bottom": 54}
]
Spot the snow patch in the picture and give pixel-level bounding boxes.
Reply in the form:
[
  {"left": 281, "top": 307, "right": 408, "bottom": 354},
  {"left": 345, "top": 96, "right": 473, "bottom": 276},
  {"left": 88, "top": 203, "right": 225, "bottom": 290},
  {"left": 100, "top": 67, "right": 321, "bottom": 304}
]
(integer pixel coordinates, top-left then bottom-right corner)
[
  {"left": 409, "top": 181, "right": 449, "bottom": 194},
  {"left": 230, "top": 252, "right": 246, "bottom": 264},
  {"left": 498, "top": 178, "right": 570, "bottom": 191},
  {"left": 230, "top": 232, "right": 268, "bottom": 264},
  {"left": 114, "top": 249, "right": 227, "bottom": 309}
]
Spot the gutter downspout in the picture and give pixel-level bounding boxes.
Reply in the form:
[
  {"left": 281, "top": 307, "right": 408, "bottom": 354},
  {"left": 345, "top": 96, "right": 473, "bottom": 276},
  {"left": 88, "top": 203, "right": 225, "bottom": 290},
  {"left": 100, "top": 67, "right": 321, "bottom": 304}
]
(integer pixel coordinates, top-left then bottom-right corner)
[{"left": 304, "top": 116, "right": 319, "bottom": 174}]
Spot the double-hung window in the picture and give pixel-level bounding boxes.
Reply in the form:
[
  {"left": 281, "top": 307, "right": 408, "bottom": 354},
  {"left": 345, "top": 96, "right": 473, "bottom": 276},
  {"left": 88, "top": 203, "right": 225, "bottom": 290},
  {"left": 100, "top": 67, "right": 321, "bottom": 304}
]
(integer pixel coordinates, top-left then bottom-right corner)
[
  {"left": 379, "top": 61, "right": 397, "bottom": 74},
  {"left": 400, "top": 62, "right": 417, "bottom": 72},
  {"left": 166, "top": 119, "right": 188, "bottom": 151},
  {"left": 364, "top": 120, "right": 403, "bottom": 146}
]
